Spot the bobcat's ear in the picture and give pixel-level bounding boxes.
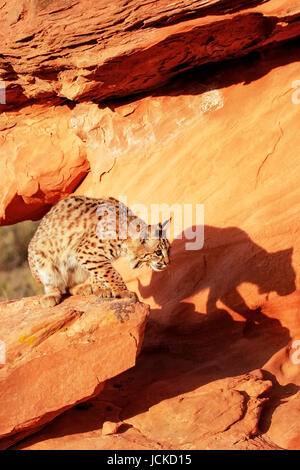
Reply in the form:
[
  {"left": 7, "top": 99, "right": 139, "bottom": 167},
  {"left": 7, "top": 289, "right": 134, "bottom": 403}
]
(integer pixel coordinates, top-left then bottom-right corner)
[
  {"left": 161, "top": 217, "right": 172, "bottom": 230},
  {"left": 149, "top": 218, "right": 171, "bottom": 238},
  {"left": 156, "top": 217, "right": 171, "bottom": 238}
]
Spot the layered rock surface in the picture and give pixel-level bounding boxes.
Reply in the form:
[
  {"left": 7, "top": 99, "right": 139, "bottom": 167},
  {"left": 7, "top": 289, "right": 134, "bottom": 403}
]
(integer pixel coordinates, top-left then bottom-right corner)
[
  {"left": 0, "top": 0, "right": 300, "bottom": 452},
  {"left": 13, "top": 370, "right": 280, "bottom": 450},
  {"left": 0, "top": 295, "right": 149, "bottom": 449},
  {"left": 1, "top": 0, "right": 300, "bottom": 105},
  {"left": 1, "top": 0, "right": 300, "bottom": 224}
]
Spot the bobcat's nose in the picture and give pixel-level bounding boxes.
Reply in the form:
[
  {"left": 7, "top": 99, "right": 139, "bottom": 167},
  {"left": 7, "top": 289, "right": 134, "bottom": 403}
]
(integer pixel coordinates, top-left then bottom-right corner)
[{"left": 151, "top": 261, "right": 167, "bottom": 271}]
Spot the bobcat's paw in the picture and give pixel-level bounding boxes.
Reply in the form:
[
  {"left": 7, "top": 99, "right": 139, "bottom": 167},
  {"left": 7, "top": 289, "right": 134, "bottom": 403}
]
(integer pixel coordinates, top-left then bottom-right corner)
[
  {"left": 69, "top": 283, "right": 93, "bottom": 296},
  {"left": 115, "top": 290, "right": 138, "bottom": 302},
  {"left": 93, "top": 286, "right": 113, "bottom": 298},
  {"left": 40, "top": 294, "right": 62, "bottom": 308}
]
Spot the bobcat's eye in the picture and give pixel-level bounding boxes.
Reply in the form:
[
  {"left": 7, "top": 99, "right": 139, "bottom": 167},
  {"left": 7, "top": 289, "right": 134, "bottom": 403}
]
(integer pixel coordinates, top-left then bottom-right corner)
[{"left": 155, "top": 249, "right": 162, "bottom": 256}]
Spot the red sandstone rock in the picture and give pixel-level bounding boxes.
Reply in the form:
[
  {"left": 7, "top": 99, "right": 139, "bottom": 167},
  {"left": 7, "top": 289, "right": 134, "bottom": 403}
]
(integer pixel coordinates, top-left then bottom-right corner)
[
  {"left": 13, "top": 396, "right": 163, "bottom": 450},
  {"left": 0, "top": 295, "right": 149, "bottom": 449},
  {"left": 102, "top": 421, "right": 121, "bottom": 436},
  {"left": 0, "top": 106, "right": 90, "bottom": 225},
  {"left": 122, "top": 371, "right": 273, "bottom": 449},
  {"left": 12, "top": 368, "right": 280, "bottom": 450},
  {"left": 0, "top": 0, "right": 299, "bottom": 105},
  {"left": 264, "top": 391, "right": 300, "bottom": 449}
]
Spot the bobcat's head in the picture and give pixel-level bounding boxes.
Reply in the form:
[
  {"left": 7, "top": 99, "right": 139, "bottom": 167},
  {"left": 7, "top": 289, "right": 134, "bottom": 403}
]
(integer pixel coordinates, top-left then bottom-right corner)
[
  {"left": 258, "top": 247, "right": 296, "bottom": 296},
  {"left": 125, "top": 219, "right": 170, "bottom": 272}
]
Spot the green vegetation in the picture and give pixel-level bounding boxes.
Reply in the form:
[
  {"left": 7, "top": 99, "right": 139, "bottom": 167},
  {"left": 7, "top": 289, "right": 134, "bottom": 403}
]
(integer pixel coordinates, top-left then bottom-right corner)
[{"left": 0, "top": 221, "right": 43, "bottom": 301}]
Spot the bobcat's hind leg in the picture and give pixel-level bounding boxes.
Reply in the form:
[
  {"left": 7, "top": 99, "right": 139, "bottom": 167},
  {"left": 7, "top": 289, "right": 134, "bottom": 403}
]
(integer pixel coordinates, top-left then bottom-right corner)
[{"left": 68, "top": 264, "right": 92, "bottom": 297}]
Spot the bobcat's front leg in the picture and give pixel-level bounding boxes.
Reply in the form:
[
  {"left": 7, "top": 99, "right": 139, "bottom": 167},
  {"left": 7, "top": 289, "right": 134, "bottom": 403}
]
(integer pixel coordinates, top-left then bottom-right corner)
[
  {"left": 76, "top": 250, "right": 137, "bottom": 300},
  {"left": 91, "top": 262, "right": 137, "bottom": 300}
]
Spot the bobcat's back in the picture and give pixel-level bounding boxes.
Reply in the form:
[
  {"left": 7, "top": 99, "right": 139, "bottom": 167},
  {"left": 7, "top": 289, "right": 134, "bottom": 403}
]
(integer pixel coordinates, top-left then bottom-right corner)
[{"left": 28, "top": 195, "right": 170, "bottom": 308}]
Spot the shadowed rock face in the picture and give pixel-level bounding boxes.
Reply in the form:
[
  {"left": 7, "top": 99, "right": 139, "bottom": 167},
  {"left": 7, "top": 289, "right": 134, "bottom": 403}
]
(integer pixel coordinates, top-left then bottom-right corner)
[{"left": 0, "top": 0, "right": 300, "bottom": 452}]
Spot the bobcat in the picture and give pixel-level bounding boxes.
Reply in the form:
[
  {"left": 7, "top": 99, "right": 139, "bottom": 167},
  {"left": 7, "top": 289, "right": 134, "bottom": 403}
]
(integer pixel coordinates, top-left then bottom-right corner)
[{"left": 28, "top": 196, "right": 170, "bottom": 308}]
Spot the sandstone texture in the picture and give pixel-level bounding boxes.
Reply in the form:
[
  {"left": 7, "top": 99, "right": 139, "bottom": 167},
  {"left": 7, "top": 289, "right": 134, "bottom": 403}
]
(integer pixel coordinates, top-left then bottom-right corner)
[
  {"left": 0, "top": 106, "right": 90, "bottom": 224},
  {"left": 12, "top": 370, "right": 281, "bottom": 450},
  {"left": 1, "top": 0, "right": 300, "bottom": 105},
  {"left": 1, "top": 0, "right": 300, "bottom": 224},
  {"left": 0, "top": 0, "right": 300, "bottom": 451},
  {"left": 0, "top": 295, "right": 149, "bottom": 449}
]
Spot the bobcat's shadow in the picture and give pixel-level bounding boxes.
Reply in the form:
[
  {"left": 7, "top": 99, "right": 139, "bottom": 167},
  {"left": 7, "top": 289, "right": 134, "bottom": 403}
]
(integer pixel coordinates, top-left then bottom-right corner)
[{"left": 139, "top": 224, "right": 296, "bottom": 323}]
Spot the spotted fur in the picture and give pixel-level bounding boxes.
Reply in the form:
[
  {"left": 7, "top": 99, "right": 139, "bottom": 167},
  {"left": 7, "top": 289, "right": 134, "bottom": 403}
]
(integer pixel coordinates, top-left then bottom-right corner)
[{"left": 28, "top": 196, "right": 170, "bottom": 308}]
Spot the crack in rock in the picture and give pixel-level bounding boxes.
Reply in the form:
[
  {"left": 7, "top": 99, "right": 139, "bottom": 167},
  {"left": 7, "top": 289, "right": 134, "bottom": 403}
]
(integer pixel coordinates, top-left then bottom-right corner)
[{"left": 256, "top": 121, "right": 284, "bottom": 187}]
